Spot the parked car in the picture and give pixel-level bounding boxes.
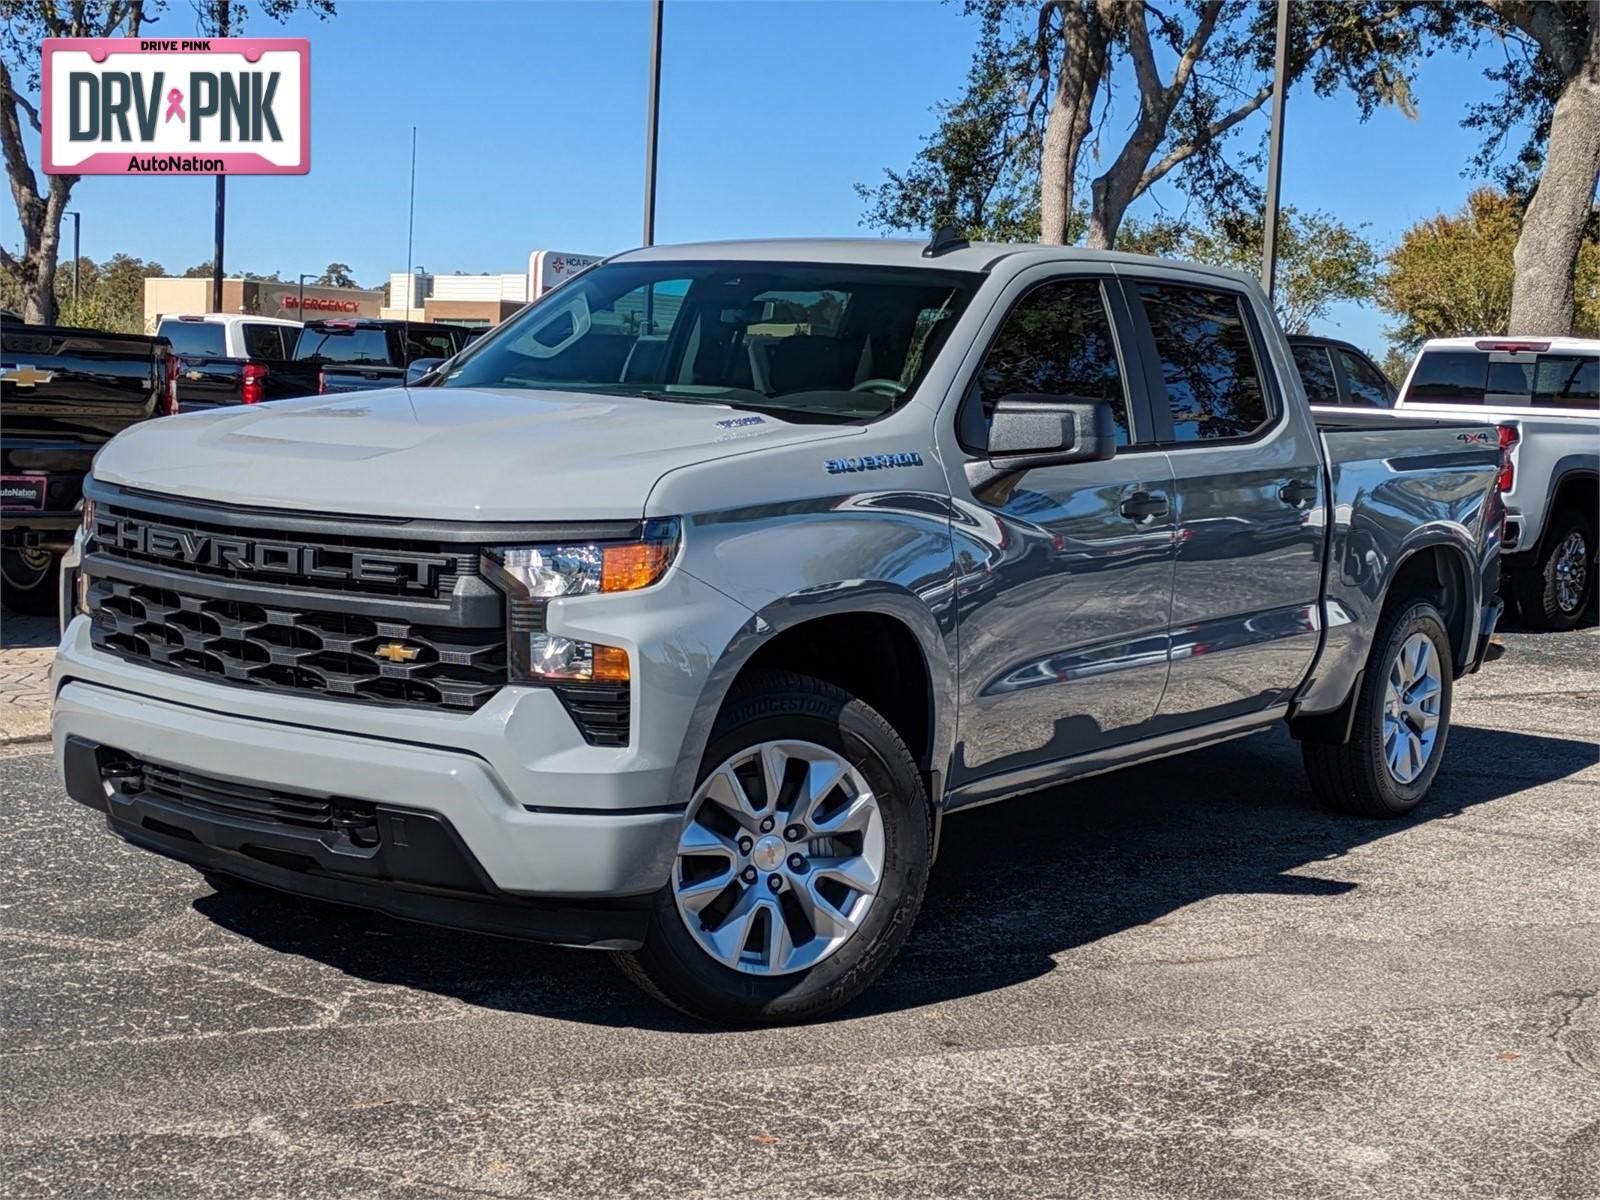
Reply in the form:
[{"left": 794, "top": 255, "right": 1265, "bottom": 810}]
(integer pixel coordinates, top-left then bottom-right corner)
[
  {"left": 1395, "top": 336, "right": 1598, "bottom": 629},
  {"left": 1, "top": 323, "right": 176, "bottom": 614},
  {"left": 1289, "top": 335, "right": 1398, "bottom": 409},
  {"left": 154, "top": 314, "right": 322, "bottom": 412},
  {"left": 55, "top": 238, "right": 1504, "bottom": 1023},
  {"left": 292, "top": 319, "right": 475, "bottom": 394}
]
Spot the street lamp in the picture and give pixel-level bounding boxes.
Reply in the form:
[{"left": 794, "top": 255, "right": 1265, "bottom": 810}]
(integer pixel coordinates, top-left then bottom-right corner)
[
  {"left": 64, "top": 211, "right": 81, "bottom": 315},
  {"left": 298, "top": 272, "right": 316, "bottom": 316}
]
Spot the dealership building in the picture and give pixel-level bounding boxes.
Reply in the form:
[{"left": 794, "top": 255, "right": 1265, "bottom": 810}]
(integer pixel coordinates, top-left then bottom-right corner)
[
  {"left": 142, "top": 276, "right": 385, "bottom": 332},
  {"left": 144, "top": 251, "right": 599, "bottom": 335}
]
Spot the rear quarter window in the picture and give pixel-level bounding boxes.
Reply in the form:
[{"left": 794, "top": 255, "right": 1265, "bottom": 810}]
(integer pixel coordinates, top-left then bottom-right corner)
[{"left": 241, "top": 323, "right": 291, "bottom": 359}]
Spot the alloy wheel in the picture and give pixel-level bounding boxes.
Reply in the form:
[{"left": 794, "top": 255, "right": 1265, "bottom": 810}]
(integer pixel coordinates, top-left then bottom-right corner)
[
  {"left": 1552, "top": 530, "right": 1589, "bottom": 614},
  {"left": 1382, "top": 632, "right": 1442, "bottom": 785},
  {"left": 672, "top": 740, "right": 885, "bottom": 976}
]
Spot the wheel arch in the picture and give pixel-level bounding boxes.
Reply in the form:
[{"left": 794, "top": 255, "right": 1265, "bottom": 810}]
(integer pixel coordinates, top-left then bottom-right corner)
[{"left": 669, "top": 586, "right": 955, "bottom": 820}]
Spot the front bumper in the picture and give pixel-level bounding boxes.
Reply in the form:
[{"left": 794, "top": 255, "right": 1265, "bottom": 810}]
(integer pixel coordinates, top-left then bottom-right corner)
[
  {"left": 61, "top": 734, "right": 651, "bottom": 948},
  {"left": 52, "top": 561, "right": 753, "bottom": 913}
]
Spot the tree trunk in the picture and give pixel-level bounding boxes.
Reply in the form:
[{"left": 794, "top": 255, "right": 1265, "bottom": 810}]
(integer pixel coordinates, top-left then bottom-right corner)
[
  {"left": 1508, "top": 9, "right": 1600, "bottom": 336},
  {"left": 1040, "top": 4, "right": 1092, "bottom": 244}
]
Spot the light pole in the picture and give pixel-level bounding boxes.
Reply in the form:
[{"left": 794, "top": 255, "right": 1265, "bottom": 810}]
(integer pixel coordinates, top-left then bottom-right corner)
[
  {"left": 642, "top": 0, "right": 663, "bottom": 247},
  {"left": 64, "top": 211, "right": 81, "bottom": 316},
  {"left": 298, "top": 272, "right": 316, "bottom": 317},
  {"left": 1260, "top": 0, "right": 1290, "bottom": 299}
]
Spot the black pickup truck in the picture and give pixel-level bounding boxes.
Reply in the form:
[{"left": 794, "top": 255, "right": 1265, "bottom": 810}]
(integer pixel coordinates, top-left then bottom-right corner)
[
  {"left": 292, "top": 319, "right": 474, "bottom": 394},
  {"left": 1, "top": 323, "right": 176, "bottom": 613},
  {"left": 156, "top": 316, "right": 322, "bottom": 411}
]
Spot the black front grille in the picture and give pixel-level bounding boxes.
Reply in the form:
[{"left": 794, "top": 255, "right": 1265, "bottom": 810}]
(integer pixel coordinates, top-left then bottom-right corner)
[
  {"left": 134, "top": 760, "right": 338, "bottom": 830},
  {"left": 89, "top": 578, "right": 507, "bottom": 710}
]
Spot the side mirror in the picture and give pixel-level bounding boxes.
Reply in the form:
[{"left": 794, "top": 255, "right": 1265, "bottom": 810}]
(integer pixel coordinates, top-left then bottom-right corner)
[
  {"left": 966, "top": 395, "right": 1118, "bottom": 494},
  {"left": 406, "top": 357, "right": 446, "bottom": 385}
]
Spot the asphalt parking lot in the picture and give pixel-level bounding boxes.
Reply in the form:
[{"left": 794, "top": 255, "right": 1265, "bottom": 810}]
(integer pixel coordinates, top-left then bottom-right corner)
[{"left": 2, "top": 616, "right": 1596, "bottom": 1199}]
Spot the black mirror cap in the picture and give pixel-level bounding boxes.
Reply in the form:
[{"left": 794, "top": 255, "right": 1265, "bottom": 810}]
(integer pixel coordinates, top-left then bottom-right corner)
[{"left": 986, "top": 394, "right": 1118, "bottom": 470}]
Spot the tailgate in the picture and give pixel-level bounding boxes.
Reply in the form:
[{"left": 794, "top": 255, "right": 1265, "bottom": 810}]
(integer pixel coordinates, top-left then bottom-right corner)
[{"left": 1, "top": 327, "right": 163, "bottom": 440}]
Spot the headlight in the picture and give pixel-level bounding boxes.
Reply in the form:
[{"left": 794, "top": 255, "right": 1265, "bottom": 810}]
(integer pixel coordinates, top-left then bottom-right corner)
[
  {"left": 485, "top": 518, "right": 680, "bottom": 684},
  {"left": 489, "top": 518, "right": 680, "bottom": 598}
]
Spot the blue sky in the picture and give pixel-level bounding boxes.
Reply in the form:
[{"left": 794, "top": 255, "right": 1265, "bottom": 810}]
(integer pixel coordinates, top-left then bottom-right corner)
[{"left": 12, "top": 0, "right": 1530, "bottom": 352}]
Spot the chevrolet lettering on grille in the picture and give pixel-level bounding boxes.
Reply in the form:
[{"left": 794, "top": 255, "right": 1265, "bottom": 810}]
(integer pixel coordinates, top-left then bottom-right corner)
[{"left": 91, "top": 514, "right": 451, "bottom": 592}]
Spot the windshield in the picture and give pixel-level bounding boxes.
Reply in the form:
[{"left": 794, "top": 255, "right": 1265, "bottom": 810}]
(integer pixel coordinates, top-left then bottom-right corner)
[{"left": 441, "top": 260, "right": 981, "bottom": 422}]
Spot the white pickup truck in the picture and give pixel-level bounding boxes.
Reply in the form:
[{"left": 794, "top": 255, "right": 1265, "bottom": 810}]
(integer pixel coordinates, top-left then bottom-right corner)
[{"left": 1396, "top": 337, "right": 1598, "bottom": 629}]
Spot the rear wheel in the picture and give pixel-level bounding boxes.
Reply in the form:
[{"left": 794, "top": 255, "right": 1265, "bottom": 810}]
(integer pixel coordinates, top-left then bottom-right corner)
[
  {"left": 1303, "top": 598, "right": 1453, "bottom": 818},
  {"left": 617, "top": 670, "right": 932, "bottom": 1024},
  {"left": 1513, "top": 510, "right": 1594, "bottom": 631},
  {"left": 0, "top": 548, "right": 59, "bottom": 615}
]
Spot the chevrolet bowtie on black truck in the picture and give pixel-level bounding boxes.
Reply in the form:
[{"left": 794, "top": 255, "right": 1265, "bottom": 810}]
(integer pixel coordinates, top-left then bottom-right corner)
[
  {"left": 55, "top": 239, "right": 1504, "bottom": 1023},
  {"left": 2, "top": 323, "right": 176, "bottom": 614}
]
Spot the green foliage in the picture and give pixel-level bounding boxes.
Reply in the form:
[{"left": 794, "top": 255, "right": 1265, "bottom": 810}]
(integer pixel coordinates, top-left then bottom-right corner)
[
  {"left": 316, "top": 262, "right": 358, "bottom": 288},
  {"left": 1379, "top": 188, "right": 1600, "bottom": 348},
  {"left": 858, "top": 1, "right": 1442, "bottom": 243},
  {"left": 1117, "top": 206, "right": 1380, "bottom": 334}
]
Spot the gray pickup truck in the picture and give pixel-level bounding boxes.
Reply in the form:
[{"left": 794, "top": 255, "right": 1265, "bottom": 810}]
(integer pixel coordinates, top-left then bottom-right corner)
[{"left": 53, "top": 238, "right": 1504, "bottom": 1023}]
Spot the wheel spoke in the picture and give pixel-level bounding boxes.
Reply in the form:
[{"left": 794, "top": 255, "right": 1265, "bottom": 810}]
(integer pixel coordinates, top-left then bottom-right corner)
[
  {"left": 814, "top": 854, "right": 881, "bottom": 897},
  {"left": 794, "top": 756, "right": 849, "bottom": 827},
  {"left": 793, "top": 877, "right": 861, "bottom": 940},
  {"left": 758, "top": 744, "right": 789, "bottom": 817},
  {"left": 808, "top": 790, "right": 877, "bottom": 836},
  {"left": 678, "top": 820, "right": 738, "bottom": 861},
  {"left": 701, "top": 885, "right": 762, "bottom": 967},
  {"left": 676, "top": 865, "right": 735, "bottom": 913},
  {"left": 702, "top": 763, "right": 762, "bottom": 829}
]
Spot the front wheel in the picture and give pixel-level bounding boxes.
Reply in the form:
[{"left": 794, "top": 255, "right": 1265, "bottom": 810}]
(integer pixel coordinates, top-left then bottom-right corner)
[
  {"left": 616, "top": 670, "right": 932, "bottom": 1024},
  {"left": 1513, "top": 510, "right": 1594, "bottom": 631},
  {"left": 0, "top": 548, "right": 60, "bottom": 615},
  {"left": 1303, "top": 598, "right": 1453, "bottom": 818}
]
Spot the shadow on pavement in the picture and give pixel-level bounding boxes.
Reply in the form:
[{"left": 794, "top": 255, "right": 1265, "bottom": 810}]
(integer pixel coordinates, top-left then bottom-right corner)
[
  {"left": 191, "top": 722, "right": 1597, "bottom": 1030},
  {"left": 1, "top": 605, "right": 59, "bottom": 650}
]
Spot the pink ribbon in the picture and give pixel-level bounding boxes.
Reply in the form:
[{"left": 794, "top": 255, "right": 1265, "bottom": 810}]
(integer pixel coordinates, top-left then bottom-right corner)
[{"left": 164, "top": 88, "right": 185, "bottom": 123}]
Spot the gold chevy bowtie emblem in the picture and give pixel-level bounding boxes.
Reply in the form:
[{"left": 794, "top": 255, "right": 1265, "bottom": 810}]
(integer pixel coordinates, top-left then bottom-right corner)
[
  {"left": 1, "top": 365, "right": 56, "bottom": 388},
  {"left": 374, "top": 642, "right": 420, "bottom": 663}
]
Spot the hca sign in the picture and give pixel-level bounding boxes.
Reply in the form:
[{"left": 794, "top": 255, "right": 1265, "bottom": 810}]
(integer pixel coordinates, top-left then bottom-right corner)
[{"left": 42, "top": 38, "right": 309, "bottom": 175}]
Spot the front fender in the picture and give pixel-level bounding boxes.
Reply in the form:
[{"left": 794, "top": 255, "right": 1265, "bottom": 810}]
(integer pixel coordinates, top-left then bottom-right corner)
[{"left": 667, "top": 492, "right": 960, "bottom": 808}]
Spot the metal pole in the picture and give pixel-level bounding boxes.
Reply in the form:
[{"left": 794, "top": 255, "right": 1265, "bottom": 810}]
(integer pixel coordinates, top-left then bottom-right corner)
[
  {"left": 66, "top": 211, "right": 80, "bottom": 313},
  {"left": 210, "top": 2, "right": 230, "bottom": 313},
  {"left": 404, "top": 126, "right": 417, "bottom": 322},
  {"left": 299, "top": 272, "right": 311, "bottom": 315},
  {"left": 642, "top": 0, "right": 663, "bottom": 246},
  {"left": 1260, "top": 0, "right": 1290, "bottom": 299}
]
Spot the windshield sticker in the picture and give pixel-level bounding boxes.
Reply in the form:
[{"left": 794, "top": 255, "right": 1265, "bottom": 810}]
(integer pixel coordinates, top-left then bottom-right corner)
[{"left": 825, "top": 452, "right": 924, "bottom": 475}]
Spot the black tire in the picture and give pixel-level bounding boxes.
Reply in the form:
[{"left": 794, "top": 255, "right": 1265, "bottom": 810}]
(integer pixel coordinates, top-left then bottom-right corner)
[
  {"left": 1513, "top": 509, "right": 1594, "bottom": 632},
  {"left": 1303, "top": 599, "right": 1454, "bottom": 818},
  {"left": 617, "top": 670, "right": 932, "bottom": 1025},
  {"left": 0, "top": 548, "right": 59, "bottom": 615}
]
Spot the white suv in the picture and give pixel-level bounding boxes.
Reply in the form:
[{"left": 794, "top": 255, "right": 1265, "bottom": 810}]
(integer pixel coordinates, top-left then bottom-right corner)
[{"left": 1397, "top": 336, "right": 1599, "bottom": 629}]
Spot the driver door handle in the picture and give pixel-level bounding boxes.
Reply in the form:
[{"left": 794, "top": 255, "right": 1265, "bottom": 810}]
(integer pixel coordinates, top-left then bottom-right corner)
[
  {"left": 1119, "top": 491, "right": 1169, "bottom": 522},
  {"left": 1279, "top": 479, "right": 1317, "bottom": 507}
]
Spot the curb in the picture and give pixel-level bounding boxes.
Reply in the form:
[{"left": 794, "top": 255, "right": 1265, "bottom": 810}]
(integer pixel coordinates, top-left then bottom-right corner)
[{"left": 0, "top": 732, "right": 50, "bottom": 749}]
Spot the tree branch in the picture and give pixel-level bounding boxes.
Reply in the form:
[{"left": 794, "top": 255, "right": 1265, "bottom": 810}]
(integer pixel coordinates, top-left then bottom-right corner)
[{"left": 1138, "top": 80, "right": 1274, "bottom": 191}]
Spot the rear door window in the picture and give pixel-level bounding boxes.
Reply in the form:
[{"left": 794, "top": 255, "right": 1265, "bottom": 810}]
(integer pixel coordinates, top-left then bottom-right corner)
[
  {"left": 1338, "top": 349, "right": 1394, "bottom": 408},
  {"left": 240, "top": 323, "right": 291, "bottom": 359},
  {"left": 158, "top": 320, "right": 226, "bottom": 358},
  {"left": 1291, "top": 344, "right": 1339, "bottom": 406},
  {"left": 1139, "top": 284, "right": 1270, "bottom": 441}
]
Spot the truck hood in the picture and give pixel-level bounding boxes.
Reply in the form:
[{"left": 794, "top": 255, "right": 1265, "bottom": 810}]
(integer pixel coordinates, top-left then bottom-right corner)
[{"left": 92, "top": 386, "right": 862, "bottom": 521}]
